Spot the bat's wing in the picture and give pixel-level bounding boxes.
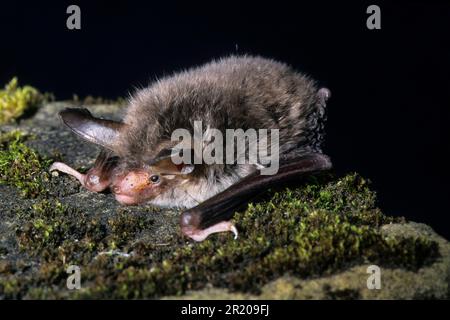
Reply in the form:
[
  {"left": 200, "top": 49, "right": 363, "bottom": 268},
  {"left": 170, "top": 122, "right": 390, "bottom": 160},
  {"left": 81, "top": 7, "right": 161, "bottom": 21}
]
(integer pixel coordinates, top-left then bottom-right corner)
[{"left": 180, "top": 153, "right": 332, "bottom": 241}]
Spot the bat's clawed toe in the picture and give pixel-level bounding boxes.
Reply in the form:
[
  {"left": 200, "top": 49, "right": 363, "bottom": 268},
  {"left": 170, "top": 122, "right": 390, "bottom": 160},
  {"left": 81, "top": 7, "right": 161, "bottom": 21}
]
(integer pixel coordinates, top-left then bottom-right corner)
[
  {"left": 183, "top": 221, "right": 238, "bottom": 242},
  {"left": 180, "top": 211, "right": 238, "bottom": 242}
]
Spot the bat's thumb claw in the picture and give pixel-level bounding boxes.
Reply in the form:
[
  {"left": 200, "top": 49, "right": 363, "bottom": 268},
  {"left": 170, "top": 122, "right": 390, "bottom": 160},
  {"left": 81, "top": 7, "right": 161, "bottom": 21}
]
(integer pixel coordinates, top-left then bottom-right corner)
[
  {"left": 48, "top": 161, "right": 86, "bottom": 185},
  {"left": 230, "top": 224, "right": 238, "bottom": 240},
  {"left": 49, "top": 162, "right": 61, "bottom": 172}
]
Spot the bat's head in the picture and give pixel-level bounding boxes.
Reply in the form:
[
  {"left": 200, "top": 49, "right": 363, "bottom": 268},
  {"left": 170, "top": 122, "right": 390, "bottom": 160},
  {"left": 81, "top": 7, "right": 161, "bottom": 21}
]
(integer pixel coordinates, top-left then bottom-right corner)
[
  {"left": 110, "top": 153, "right": 195, "bottom": 205},
  {"left": 59, "top": 108, "right": 195, "bottom": 205}
]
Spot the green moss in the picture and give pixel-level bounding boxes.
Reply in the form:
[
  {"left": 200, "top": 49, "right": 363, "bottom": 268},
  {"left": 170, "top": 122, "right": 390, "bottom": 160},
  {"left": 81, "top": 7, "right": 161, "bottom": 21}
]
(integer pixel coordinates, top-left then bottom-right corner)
[
  {"left": 13, "top": 199, "right": 156, "bottom": 265},
  {"left": 106, "top": 209, "right": 155, "bottom": 248},
  {"left": 82, "top": 173, "right": 434, "bottom": 298},
  {"left": 15, "top": 199, "right": 107, "bottom": 260},
  {"left": 0, "top": 130, "right": 52, "bottom": 197},
  {"left": 0, "top": 173, "right": 441, "bottom": 299},
  {"left": 0, "top": 77, "right": 45, "bottom": 124}
]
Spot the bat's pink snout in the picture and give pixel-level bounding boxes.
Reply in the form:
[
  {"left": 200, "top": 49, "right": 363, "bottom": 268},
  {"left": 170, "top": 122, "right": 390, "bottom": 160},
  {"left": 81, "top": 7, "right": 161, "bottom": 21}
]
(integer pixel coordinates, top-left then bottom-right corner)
[{"left": 112, "top": 170, "right": 153, "bottom": 205}]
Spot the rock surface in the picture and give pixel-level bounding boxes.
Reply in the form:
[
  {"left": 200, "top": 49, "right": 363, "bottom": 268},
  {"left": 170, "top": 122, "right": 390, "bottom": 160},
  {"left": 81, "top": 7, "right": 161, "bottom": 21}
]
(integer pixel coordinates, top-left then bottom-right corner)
[
  {"left": 166, "top": 222, "right": 450, "bottom": 299},
  {"left": 0, "top": 102, "right": 449, "bottom": 299}
]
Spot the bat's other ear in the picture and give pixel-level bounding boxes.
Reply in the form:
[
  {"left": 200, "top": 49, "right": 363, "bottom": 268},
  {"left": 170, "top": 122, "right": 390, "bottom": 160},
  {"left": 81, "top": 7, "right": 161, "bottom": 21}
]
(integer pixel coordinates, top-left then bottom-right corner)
[
  {"left": 149, "top": 148, "right": 195, "bottom": 176},
  {"left": 317, "top": 88, "right": 331, "bottom": 106},
  {"left": 59, "top": 108, "right": 126, "bottom": 152}
]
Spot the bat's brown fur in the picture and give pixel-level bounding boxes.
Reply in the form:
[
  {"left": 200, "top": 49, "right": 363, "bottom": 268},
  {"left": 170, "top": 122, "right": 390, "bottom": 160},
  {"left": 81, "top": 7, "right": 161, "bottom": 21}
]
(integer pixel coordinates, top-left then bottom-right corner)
[{"left": 110, "top": 55, "right": 329, "bottom": 208}]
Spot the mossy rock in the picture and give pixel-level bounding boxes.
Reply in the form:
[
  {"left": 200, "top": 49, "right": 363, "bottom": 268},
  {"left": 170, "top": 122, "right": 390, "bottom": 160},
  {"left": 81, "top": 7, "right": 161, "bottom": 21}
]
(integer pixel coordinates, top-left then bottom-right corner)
[
  {"left": 165, "top": 222, "right": 450, "bottom": 299},
  {"left": 0, "top": 100, "right": 449, "bottom": 299}
]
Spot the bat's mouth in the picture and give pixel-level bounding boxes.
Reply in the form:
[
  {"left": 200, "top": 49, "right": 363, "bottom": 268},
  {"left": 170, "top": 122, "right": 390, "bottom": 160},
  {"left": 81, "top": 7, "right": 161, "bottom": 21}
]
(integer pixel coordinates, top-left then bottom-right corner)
[
  {"left": 112, "top": 170, "right": 154, "bottom": 205},
  {"left": 114, "top": 193, "right": 141, "bottom": 205}
]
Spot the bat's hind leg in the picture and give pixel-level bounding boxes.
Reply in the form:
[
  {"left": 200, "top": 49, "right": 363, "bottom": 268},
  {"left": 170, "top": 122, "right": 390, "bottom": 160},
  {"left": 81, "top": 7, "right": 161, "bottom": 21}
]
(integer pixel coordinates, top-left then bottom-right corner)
[
  {"left": 181, "top": 218, "right": 238, "bottom": 242},
  {"left": 50, "top": 150, "right": 118, "bottom": 192},
  {"left": 180, "top": 153, "right": 332, "bottom": 242}
]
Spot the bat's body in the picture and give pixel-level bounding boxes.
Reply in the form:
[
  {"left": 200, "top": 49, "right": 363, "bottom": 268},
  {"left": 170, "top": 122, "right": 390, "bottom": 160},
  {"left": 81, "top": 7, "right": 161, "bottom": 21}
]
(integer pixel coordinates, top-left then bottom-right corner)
[{"left": 50, "top": 56, "right": 332, "bottom": 241}]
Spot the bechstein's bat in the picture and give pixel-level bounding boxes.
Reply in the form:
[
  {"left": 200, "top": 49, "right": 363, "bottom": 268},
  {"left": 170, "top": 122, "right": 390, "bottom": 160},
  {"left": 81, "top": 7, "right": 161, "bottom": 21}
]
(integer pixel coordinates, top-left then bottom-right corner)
[{"left": 50, "top": 56, "right": 332, "bottom": 241}]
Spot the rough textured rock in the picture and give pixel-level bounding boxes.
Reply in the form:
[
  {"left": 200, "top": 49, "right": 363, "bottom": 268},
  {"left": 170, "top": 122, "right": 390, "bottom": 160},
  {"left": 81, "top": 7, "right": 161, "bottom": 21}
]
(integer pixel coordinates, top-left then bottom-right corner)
[
  {"left": 0, "top": 102, "right": 449, "bottom": 299},
  {"left": 166, "top": 222, "right": 450, "bottom": 299}
]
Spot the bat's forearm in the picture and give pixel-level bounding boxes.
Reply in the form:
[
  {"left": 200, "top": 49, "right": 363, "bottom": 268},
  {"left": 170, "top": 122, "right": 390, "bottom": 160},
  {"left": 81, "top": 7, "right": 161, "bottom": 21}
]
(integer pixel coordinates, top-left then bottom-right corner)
[{"left": 180, "top": 153, "right": 332, "bottom": 237}]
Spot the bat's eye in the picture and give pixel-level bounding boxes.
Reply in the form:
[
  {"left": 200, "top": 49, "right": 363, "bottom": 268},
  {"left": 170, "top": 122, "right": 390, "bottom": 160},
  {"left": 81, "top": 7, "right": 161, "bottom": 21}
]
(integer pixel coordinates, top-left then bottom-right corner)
[{"left": 149, "top": 174, "right": 160, "bottom": 184}]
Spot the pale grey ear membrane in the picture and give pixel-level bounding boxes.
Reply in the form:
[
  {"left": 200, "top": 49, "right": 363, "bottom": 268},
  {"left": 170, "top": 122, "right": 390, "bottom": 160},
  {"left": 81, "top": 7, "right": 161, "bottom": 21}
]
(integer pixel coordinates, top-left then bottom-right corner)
[{"left": 59, "top": 108, "right": 125, "bottom": 152}]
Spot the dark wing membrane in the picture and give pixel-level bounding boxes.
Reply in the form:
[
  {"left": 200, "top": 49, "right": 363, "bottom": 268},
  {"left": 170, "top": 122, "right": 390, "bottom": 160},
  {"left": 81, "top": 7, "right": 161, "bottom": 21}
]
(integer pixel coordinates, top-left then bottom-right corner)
[{"left": 180, "top": 153, "right": 332, "bottom": 231}]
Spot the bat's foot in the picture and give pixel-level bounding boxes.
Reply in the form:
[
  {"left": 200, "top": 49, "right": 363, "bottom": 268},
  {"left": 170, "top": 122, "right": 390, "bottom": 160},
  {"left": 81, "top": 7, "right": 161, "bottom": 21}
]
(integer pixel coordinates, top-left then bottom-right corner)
[{"left": 181, "top": 219, "right": 238, "bottom": 242}]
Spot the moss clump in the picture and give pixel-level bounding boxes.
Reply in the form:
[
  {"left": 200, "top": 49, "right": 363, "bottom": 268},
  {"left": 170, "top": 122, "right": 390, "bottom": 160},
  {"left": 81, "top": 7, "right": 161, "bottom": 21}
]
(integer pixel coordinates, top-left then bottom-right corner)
[
  {"left": 0, "top": 130, "right": 52, "bottom": 197},
  {"left": 0, "top": 78, "right": 44, "bottom": 124}
]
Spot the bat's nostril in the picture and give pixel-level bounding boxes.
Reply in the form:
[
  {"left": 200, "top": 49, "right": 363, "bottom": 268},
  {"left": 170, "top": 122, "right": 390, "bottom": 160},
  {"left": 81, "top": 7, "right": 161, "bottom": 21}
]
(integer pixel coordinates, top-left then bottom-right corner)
[{"left": 112, "top": 186, "right": 121, "bottom": 194}]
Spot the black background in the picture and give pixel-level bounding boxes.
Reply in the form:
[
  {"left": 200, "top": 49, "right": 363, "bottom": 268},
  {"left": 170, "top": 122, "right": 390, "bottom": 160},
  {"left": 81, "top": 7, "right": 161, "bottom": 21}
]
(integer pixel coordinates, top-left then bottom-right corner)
[
  {"left": 1, "top": 1, "right": 449, "bottom": 238},
  {"left": 1, "top": 299, "right": 446, "bottom": 318}
]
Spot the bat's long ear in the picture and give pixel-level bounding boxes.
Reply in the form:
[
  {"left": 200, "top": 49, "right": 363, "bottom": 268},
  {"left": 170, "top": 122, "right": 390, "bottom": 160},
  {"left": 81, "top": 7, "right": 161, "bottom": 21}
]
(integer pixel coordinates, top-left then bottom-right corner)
[
  {"left": 149, "top": 147, "right": 195, "bottom": 176},
  {"left": 59, "top": 108, "right": 125, "bottom": 152}
]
